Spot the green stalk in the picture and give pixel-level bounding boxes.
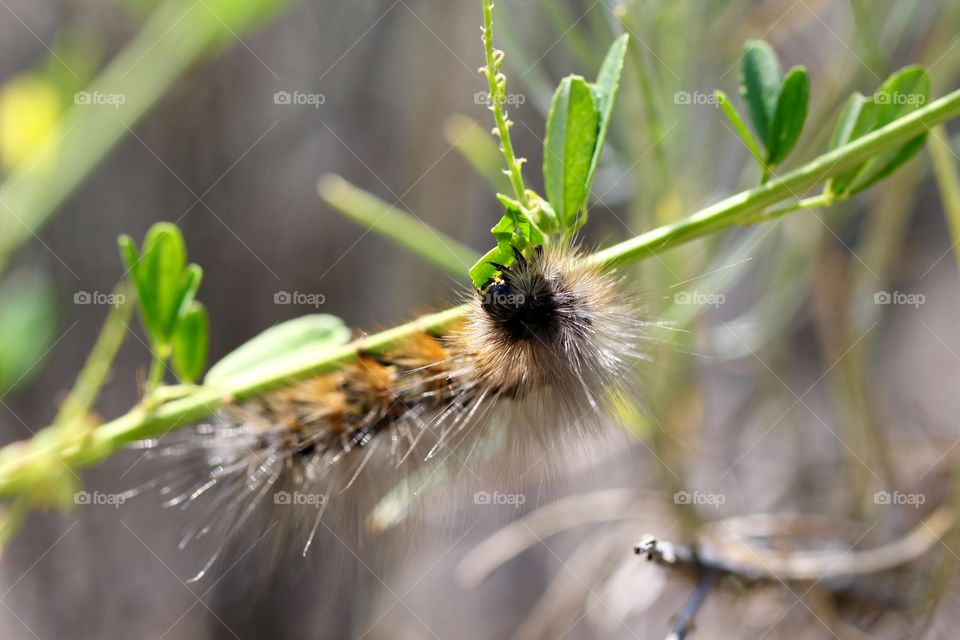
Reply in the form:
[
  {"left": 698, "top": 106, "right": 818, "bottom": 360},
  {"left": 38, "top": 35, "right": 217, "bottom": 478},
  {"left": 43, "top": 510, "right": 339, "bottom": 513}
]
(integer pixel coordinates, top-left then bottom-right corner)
[
  {"left": 2, "top": 85, "right": 960, "bottom": 498},
  {"left": 481, "top": 0, "right": 529, "bottom": 208},
  {"left": 929, "top": 126, "right": 960, "bottom": 274},
  {"left": 318, "top": 174, "right": 481, "bottom": 279},
  {"left": 588, "top": 88, "right": 960, "bottom": 269}
]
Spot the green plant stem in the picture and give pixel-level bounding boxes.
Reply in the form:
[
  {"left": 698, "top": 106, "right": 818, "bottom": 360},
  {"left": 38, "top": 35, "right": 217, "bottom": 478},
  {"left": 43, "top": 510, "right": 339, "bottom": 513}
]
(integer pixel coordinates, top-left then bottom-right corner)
[
  {"left": 481, "top": 0, "right": 529, "bottom": 208},
  {"left": 318, "top": 174, "right": 481, "bottom": 279},
  {"left": 144, "top": 351, "right": 167, "bottom": 401},
  {"left": 929, "top": 125, "right": 960, "bottom": 274},
  {"left": 588, "top": 87, "right": 960, "bottom": 270},
  {"left": 3, "top": 84, "right": 960, "bottom": 499},
  {"left": 53, "top": 283, "right": 133, "bottom": 427}
]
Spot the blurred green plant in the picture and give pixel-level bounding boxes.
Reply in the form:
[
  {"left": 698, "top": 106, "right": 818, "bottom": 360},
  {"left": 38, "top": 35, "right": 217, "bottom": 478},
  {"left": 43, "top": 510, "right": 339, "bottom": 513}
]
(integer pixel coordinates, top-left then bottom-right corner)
[
  {"left": 118, "top": 223, "right": 207, "bottom": 400},
  {"left": 0, "top": 0, "right": 291, "bottom": 274}
]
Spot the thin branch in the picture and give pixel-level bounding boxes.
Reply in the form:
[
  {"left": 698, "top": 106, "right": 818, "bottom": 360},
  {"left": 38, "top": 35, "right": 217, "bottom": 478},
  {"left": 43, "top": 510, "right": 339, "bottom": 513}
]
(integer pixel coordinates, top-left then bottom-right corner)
[{"left": 3, "top": 85, "right": 960, "bottom": 499}]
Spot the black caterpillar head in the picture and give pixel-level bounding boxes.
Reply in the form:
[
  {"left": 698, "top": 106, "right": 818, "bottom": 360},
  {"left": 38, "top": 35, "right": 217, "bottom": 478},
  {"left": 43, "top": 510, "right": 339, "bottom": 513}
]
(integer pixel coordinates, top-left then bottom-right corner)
[{"left": 480, "top": 247, "right": 569, "bottom": 342}]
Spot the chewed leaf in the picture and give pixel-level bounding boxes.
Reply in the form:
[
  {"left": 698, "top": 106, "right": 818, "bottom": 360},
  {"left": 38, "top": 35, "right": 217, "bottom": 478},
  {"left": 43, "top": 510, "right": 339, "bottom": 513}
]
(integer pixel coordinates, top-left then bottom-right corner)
[
  {"left": 470, "top": 245, "right": 514, "bottom": 289},
  {"left": 495, "top": 195, "right": 545, "bottom": 246},
  {"left": 470, "top": 195, "right": 547, "bottom": 289}
]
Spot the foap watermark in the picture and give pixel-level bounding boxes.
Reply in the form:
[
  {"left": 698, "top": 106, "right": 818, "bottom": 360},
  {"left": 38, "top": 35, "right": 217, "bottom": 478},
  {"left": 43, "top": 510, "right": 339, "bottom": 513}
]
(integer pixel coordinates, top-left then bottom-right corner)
[
  {"left": 674, "top": 490, "right": 725, "bottom": 509},
  {"left": 273, "top": 490, "right": 326, "bottom": 507},
  {"left": 873, "top": 490, "right": 925, "bottom": 508},
  {"left": 274, "top": 291, "right": 326, "bottom": 308},
  {"left": 474, "top": 91, "right": 526, "bottom": 108},
  {"left": 874, "top": 290, "right": 924, "bottom": 308},
  {"left": 673, "top": 91, "right": 719, "bottom": 107},
  {"left": 482, "top": 290, "right": 525, "bottom": 306},
  {"left": 74, "top": 490, "right": 126, "bottom": 508},
  {"left": 74, "top": 91, "right": 126, "bottom": 108},
  {"left": 274, "top": 90, "right": 326, "bottom": 108},
  {"left": 673, "top": 290, "right": 725, "bottom": 308},
  {"left": 872, "top": 91, "right": 925, "bottom": 106},
  {"left": 474, "top": 491, "right": 526, "bottom": 506},
  {"left": 74, "top": 291, "right": 126, "bottom": 307}
]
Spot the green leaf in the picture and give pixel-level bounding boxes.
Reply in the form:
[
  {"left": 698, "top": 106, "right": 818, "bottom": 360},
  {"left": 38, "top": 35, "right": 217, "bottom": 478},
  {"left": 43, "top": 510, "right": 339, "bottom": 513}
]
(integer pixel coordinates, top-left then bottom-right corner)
[
  {"left": 824, "top": 93, "right": 874, "bottom": 196},
  {"left": 872, "top": 65, "right": 930, "bottom": 125},
  {"left": 715, "top": 90, "right": 765, "bottom": 166},
  {"left": 0, "top": 270, "right": 57, "bottom": 394},
  {"left": 848, "top": 132, "right": 928, "bottom": 195},
  {"left": 588, "top": 34, "right": 629, "bottom": 182},
  {"left": 117, "top": 235, "right": 139, "bottom": 277},
  {"left": 544, "top": 75, "right": 600, "bottom": 229},
  {"left": 525, "top": 191, "right": 558, "bottom": 232},
  {"left": 171, "top": 302, "right": 208, "bottom": 384},
  {"left": 469, "top": 195, "right": 546, "bottom": 290},
  {"left": 495, "top": 194, "right": 545, "bottom": 247},
  {"left": 469, "top": 245, "right": 514, "bottom": 290},
  {"left": 825, "top": 67, "right": 930, "bottom": 198},
  {"left": 132, "top": 223, "right": 187, "bottom": 345},
  {"left": 766, "top": 66, "right": 809, "bottom": 165},
  {"left": 740, "top": 40, "right": 783, "bottom": 148},
  {"left": 174, "top": 264, "right": 203, "bottom": 322},
  {"left": 828, "top": 92, "right": 872, "bottom": 151},
  {"left": 205, "top": 314, "right": 351, "bottom": 386}
]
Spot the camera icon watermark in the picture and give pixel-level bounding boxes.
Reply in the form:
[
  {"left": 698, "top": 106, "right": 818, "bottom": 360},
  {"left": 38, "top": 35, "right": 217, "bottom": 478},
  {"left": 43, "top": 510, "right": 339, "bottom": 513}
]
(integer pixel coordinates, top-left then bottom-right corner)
[
  {"left": 873, "top": 290, "right": 924, "bottom": 308},
  {"left": 474, "top": 491, "right": 526, "bottom": 507},
  {"left": 74, "top": 291, "right": 125, "bottom": 307},
  {"left": 274, "top": 290, "right": 326, "bottom": 308},
  {"left": 873, "top": 490, "right": 925, "bottom": 508},
  {"left": 273, "top": 90, "right": 326, "bottom": 108},
  {"left": 673, "top": 290, "right": 725, "bottom": 308},
  {"left": 74, "top": 490, "right": 126, "bottom": 508},
  {"left": 673, "top": 91, "right": 719, "bottom": 107},
  {"left": 74, "top": 91, "right": 126, "bottom": 108},
  {"left": 872, "top": 91, "right": 925, "bottom": 106},
  {"left": 473, "top": 91, "right": 526, "bottom": 108},
  {"left": 673, "top": 490, "right": 725, "bottom": 509},
  {"left": 273, "top": 490, "right": 326, "bottom": 508}
]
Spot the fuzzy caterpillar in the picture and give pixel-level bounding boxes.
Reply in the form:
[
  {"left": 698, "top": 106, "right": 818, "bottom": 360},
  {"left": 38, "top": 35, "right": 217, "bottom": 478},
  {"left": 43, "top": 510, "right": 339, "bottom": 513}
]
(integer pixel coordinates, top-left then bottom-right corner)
[{"left": 139, "top": 245, "right": 648, "bottom": 577}]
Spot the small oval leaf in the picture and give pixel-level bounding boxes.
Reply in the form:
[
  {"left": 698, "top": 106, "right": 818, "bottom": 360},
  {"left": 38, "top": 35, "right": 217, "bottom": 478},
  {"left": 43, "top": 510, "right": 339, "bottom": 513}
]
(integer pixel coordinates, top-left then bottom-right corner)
[
  {"left": 740, "top": 40, "right": 783, "bottom": 148},
  {"left": 172, "top": 302, "right": 209, "bottom": 384},
  {"left": 137, "top": 223, "right": 187, "bottom": 344},
  {"left": 766, "top": 66, "right": 809, "bottom": 165}
]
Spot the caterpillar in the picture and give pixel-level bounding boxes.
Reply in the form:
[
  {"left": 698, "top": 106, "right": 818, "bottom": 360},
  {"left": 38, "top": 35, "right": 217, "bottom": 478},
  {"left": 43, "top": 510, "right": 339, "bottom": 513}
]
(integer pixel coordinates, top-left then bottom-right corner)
[{"left": 137, "top": 244, "right": 648, "bottom": 578}]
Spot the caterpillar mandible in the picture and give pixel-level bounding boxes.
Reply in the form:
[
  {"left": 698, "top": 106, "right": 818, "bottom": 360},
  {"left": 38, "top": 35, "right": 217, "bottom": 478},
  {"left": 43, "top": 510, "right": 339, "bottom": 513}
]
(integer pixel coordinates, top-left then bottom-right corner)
[{"left": 139, "top": 243, "right": 648, "bottom": 578}]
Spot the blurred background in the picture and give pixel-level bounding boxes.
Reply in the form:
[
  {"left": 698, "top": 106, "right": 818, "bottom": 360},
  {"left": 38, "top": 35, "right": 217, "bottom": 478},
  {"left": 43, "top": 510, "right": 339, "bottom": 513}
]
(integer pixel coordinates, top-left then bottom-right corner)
[{"left": 2, "top": 0, "right": 960, "bottom": 638}]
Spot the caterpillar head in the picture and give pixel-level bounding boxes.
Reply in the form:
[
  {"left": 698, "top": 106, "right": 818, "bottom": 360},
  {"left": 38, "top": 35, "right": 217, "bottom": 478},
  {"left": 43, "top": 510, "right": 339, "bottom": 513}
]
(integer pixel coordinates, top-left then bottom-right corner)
[
  {"left": 480, "top": 247, "right": 568, "bottom": 342},
  {"left": 466, "top": 244, "right": 641, "bottom": 402}
]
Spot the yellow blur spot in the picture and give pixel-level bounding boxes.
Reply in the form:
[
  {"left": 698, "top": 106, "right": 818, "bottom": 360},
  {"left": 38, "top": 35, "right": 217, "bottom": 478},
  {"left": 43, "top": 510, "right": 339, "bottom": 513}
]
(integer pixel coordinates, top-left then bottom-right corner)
[{"left": 0, "top": 74, "right": 61, "bottom": 173}]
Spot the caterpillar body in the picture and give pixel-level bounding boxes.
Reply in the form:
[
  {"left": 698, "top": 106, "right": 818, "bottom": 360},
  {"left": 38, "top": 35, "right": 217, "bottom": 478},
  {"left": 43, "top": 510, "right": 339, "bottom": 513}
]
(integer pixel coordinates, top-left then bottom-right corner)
[{"left": 141, "top": 245, "right": 648, "bottom": 576}]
